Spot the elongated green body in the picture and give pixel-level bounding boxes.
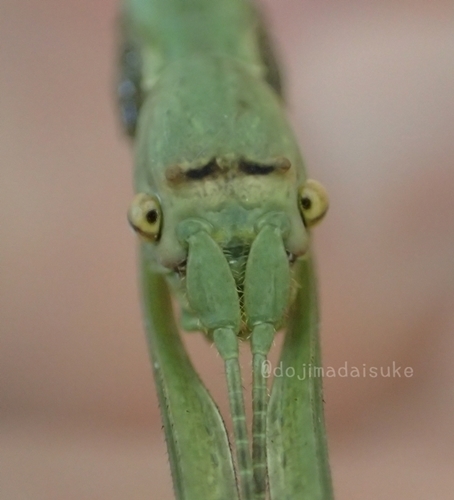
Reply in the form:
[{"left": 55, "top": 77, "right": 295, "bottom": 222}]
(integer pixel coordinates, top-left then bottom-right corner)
[{"left": 119, "top": 1, "right": 333, "bottom": 499}]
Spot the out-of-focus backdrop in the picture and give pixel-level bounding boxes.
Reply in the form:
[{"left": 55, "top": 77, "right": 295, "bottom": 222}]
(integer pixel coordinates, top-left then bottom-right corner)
[{"left": 1, "top": 0, "right": 453, "bottom": 498}]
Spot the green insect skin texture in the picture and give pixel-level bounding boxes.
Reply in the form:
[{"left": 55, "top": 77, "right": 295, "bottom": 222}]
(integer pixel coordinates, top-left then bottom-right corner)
[
  {"left": 121, "top": 0, "right": 334, "bottom": 498},
  {"left": 140, "top": 252, "right": 239, "bottom": 500}
]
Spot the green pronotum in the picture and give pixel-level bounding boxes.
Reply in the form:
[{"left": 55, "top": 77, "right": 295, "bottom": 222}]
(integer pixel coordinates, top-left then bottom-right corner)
[{"left": 117, "top": 0, "right": 334, "bottom": 498}]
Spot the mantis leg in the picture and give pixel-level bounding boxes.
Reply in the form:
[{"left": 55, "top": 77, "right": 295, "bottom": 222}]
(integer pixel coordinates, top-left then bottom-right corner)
[
  {"left": 267, "top": 257, "right": 334, "bottom": 500},
  {"left": 139, "top": 245, "right": 239, "bottom": 500},
  {"left": 184, "top": 229, "right": 255, "bottom": 500},
  {"left": 213, "top": 328, "right": 255, "bottom": 500},
  {"left": 116, "top": 16, "right": 143, "bottom": 137},
  {"left": 244, "top": 223, "right": 292, "bottom": 500},
  {"left": 251, "top": 324, "right": 274, "bottom": 500}
]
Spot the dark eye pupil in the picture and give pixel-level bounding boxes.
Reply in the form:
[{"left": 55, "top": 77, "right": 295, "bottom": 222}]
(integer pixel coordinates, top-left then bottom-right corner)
[
  {"left": 146, "top": 209, "right": 158, "bottom": 224},
  {"left": 301, "top": 197, "right": 312, "bottom": 210}
]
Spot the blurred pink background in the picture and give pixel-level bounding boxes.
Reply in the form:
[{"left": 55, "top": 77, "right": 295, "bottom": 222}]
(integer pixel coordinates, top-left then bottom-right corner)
[{"left": 1, "top": 0, "right": 453, "bottom": 498}]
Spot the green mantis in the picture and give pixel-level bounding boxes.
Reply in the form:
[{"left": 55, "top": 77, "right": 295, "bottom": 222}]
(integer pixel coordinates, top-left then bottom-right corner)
[{"left": 117, "top": 0, "right": 334, "bottom": 498}]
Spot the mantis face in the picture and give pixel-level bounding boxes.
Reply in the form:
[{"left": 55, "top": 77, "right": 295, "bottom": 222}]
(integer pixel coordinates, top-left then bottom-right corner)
[
  {"left": 128, "top": 167, "right": 328, "bottom": 334},
  {"left": 128, "top": 58, "right": 329, "bottom": 334}
]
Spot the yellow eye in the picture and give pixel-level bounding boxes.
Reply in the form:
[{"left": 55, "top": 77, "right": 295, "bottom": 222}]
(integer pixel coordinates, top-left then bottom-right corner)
[
  {"left": 298, "top": 179, "right": 329, "bottom": 227},
  {"left": 127, "top": 193, "right": 162, "bottom": 241}
]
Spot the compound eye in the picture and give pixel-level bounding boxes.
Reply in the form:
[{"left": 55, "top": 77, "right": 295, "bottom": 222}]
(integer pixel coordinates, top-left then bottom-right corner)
[
  {"left": 127, "top": 193, "right": 162, "bottom": 241},
  {"left": 298, "top": 179, "right": 329, "bottom": 227}
]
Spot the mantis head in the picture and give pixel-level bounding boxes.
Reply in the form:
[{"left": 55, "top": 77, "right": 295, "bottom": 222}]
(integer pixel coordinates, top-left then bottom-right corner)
[
  {"left": 127, "top": 58, "right": 329, "bottom": 334},
  {"left": 128, "top": 175, "right": 328, "bottom": 335}
]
